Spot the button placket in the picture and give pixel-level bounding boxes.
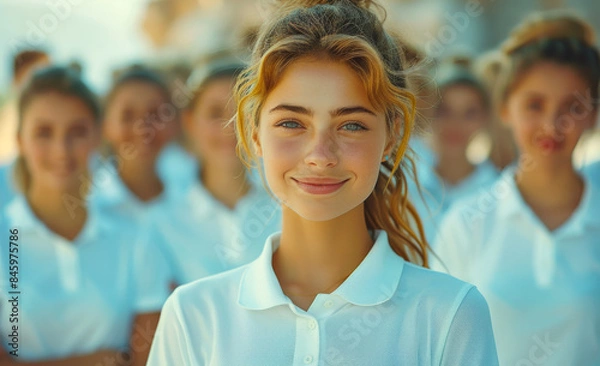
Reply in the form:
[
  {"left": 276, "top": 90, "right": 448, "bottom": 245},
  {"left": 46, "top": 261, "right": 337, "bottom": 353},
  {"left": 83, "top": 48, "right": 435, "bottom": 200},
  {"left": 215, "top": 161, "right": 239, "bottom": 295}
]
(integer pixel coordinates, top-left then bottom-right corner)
[{"left": 294, "top": 316, "right": 320, "bottom": 365}]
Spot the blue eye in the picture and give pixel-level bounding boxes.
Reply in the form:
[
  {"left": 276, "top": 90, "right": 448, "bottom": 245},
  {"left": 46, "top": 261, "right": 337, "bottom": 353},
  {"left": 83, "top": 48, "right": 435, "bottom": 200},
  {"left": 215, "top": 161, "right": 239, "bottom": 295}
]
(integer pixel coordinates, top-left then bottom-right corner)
[
  {"left": 341, "top": 122, "right": 367, "bottom": 132},
  {"left": 277, "top": 120, "right": 302, "bottom": 129}
]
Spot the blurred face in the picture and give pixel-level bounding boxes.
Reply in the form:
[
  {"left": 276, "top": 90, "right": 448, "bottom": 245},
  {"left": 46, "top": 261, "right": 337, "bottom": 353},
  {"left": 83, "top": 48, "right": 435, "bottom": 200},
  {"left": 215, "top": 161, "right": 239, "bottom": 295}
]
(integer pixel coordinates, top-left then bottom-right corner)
[
  {"left": 184, "top": 77, "right": 238, "bottom": 166},
  {"left": 103, "top": 81, "right": 177, "bottom": 164},
  {"left": 18, "top": 92, "right": 99, "bottom": 192},
  {"left": 256, "top": 59, "right": 392, "bottom": 222},
  {"left": 432, "top": 84, "right": 488, "bottom": 155},
  {"left": 502, "top": 62, "right": 596, "bottom": 164}
]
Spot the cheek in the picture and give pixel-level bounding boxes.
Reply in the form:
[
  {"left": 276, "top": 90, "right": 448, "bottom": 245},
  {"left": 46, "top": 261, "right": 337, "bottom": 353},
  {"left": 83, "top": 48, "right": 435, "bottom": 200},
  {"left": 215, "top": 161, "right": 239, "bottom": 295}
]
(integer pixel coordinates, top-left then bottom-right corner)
[
  {"left": 154, "top": 122, "right": 176, "bottom": 144},
  {"left": 21, "top": 141, "right": 47, "bottom": 167},
  {"left": 195, "top": 122, "right": 223, "bottom": 147},
  {"left": 73, "top": 138, "right": 97, "bottom": 162},
  {"left": 261, "top": 136, "right": 302, "bottom": 173},
  {"left": 103, "top": 120, "right": 128, "bottom": 144},
  {"left": 555, "top": 116, "right": 588, "bottom": 140},
  {"left": 344, "top": 140, "right": 382, "bottom": 182},
  {"left": 464, "top": 120, "right": 485, "bottom": 136}
]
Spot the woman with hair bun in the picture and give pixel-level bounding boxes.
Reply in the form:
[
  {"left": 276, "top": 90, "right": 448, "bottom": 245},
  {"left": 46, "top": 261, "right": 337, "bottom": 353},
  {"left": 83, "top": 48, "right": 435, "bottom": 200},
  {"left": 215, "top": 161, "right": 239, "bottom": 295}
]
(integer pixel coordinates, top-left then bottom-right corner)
[
  {"left": 433, "top": 10, "right": 600, "bottom": 366},
  {"left": 147, "top": 1, "right": 498, "bottom": 365}
]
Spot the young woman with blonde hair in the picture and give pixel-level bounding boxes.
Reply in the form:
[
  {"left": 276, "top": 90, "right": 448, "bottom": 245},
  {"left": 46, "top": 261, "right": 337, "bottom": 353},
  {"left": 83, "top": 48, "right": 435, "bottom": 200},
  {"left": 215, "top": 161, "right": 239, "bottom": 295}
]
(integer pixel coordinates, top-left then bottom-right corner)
[{"left": 148, "top": 1, "right": 498, "bottom": 364}]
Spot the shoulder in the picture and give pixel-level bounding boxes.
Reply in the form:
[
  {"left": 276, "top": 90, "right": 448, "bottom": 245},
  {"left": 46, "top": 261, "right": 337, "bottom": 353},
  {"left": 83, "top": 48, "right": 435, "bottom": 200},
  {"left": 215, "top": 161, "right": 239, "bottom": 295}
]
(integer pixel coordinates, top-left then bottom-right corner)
[
  {"left": 167, "top": 264, "right": 248, "bottom": 312},
  {"left": 398, "top": 263, "right": 492, "bottom": 329},
  {"left": 441, "top": 172, "right": 510, "bottom": 231},
  {"left": 582, "top": 159, "right": 600, "bottom": 183},
  {"left": 400, "top": 262, "right": 478, "bottom": 305}
]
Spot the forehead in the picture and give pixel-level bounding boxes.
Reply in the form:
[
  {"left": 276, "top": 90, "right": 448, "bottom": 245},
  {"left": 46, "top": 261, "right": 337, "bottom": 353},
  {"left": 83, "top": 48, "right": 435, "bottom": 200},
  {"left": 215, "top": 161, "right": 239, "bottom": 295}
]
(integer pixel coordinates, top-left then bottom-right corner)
[
  {"left": 196, "top": 78, "right": 235, "bottom": 102},
  {"left": 441, "top": 84, "right": 486, "bottom": 105},
  {"left": 511, "top": 62, "right": 591, "bottom": 101},
  {"left": 262, "top": 58, "right": 376, "bottom": 112},
  {"left": 23, "top": 92, "right": 95, "bottom": 123},
  {"left": 110, "top": 81, "right": 168, "bottom": 106}
]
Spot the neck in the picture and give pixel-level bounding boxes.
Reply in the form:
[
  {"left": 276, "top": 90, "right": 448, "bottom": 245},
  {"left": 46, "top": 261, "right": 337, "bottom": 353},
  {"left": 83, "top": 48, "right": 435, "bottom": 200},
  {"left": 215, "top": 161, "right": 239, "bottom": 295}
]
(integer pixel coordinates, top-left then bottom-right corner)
[
  {"left": 27, "top": 183, "right": 88, "bottom": 241},
  {"left": 118, "top": 159, "right": 164, "bottom": 202},
  {"left": 200, "top": 159, "right": 249, "bottom": 209},
  {"left": 435, "top": 151, "right": 475, "bottom": 186},
  {"left": 273, "top": 204, "right": 373, "bottom": 310},
  {"left": 515, "top": 156, "right": 584, "bottom": 230}
]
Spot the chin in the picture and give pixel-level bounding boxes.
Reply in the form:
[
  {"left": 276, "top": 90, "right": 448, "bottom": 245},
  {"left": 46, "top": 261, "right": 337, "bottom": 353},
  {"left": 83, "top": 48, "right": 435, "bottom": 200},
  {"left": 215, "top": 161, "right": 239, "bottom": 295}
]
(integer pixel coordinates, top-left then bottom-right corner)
[{"left": 283, "top": 200, "right": 361, "bottom": 223}]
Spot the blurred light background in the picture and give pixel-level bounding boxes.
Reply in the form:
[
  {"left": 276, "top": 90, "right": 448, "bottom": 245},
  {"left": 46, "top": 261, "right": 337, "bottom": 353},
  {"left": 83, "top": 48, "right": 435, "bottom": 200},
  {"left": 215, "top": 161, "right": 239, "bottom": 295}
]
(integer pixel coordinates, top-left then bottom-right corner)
[
  {"left": 1, "top": 0, "right": 600, "bottom": 93},
  {"left": 1, "top": 0, "right": 599, "bottom": 162}
]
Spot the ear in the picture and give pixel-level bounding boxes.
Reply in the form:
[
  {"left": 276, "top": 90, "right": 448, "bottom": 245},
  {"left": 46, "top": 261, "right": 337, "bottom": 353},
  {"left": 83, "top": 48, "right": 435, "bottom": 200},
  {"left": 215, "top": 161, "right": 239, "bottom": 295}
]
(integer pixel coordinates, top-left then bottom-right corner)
[{"left": 251, "top": 126, "right": 263, "bottom": 157}]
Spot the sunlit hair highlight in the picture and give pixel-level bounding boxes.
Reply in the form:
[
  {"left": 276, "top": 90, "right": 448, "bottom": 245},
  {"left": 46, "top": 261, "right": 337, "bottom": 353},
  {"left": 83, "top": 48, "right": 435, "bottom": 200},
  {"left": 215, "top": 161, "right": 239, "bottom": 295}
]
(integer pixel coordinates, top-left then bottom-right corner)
[{"left": 234, "top": 0, "right": 429, "bottom": 266}]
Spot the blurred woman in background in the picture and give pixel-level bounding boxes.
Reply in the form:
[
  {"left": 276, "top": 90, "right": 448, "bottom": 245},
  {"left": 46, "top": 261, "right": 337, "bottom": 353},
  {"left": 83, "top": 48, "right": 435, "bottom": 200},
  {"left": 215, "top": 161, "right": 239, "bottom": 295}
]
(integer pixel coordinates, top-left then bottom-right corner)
[
  {"left": 0, "top": 66, "right": 156, "bottom": 366},
  {"left": 410, "top": 58, "right": 498, "bottom": 244},
  {"left": 90, "top": 68, "right": 181, "bottom": 218},
  {"left": 432, "top": 11, "right": 600, "bottom": 366},
  {"left": 134, "top": 57, "right": 281, "bottom": 312}
]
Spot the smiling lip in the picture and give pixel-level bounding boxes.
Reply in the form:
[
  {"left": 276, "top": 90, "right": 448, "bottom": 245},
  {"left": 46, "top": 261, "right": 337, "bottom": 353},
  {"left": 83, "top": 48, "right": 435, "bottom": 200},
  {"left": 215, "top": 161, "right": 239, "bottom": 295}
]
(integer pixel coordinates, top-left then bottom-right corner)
[
  {"left": 536, "top": 137, "right": 563, "bottom": 152},
  {"left": 293, "top": 177, "right": 349, "bottom": 195}
]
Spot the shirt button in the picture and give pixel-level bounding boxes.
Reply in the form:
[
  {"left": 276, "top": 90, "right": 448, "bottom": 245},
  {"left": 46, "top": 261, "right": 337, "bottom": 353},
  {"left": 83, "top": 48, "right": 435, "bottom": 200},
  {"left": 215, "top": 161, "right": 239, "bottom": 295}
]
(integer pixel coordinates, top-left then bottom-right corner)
[
  {"left": 324, "top": 300, "right": 334, "bottom": 308},
  {"left": 308, "top": 320, "right": 317, "bottom": 330},
  {"left": 304, "top": 355, "right": 314, "bottom": 364}
]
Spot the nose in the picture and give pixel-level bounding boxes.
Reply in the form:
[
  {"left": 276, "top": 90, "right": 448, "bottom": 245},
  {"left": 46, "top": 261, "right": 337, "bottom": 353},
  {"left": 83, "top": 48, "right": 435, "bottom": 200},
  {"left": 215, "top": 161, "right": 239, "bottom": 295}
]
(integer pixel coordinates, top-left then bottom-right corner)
[
  {"left": 304, "top": 129, "right": 338, "bottom": 168},
  {"left": 54, "top": 134, "right": 74, "bottom": 160},
  {"left": 542, "top": 110, "right": 565, "bottom": 135}
]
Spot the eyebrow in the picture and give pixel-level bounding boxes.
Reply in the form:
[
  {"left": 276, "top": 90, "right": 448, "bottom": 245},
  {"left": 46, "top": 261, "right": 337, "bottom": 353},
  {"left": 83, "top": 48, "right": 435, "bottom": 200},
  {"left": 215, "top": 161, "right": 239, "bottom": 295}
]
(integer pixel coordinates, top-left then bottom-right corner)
[{"left": 268, "top": 104, "right": 376, "bottom": 117}]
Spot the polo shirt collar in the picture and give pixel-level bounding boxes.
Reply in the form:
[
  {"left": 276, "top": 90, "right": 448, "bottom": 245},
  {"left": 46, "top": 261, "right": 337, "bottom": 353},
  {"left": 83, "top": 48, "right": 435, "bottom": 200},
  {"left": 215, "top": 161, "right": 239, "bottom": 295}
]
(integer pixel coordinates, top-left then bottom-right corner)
[
  {"left": 5, "top": 194, "right": 102, "bottom": 243},
  {"left": 238, "top": 230, "right": 405, "bottom": 310},
  {"left": 497, "top": 166, "right": 600, "bottom": 234}
]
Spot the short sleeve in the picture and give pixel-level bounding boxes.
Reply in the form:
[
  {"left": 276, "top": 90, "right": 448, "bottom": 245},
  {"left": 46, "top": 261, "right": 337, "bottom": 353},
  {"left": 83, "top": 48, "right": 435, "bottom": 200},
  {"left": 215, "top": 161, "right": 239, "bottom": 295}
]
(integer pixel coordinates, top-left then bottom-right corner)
[
  {"left": 132, "top": 221, "right": 174, "bottom": 313},
  {"left": 440, "top": 286, "right": 499, "bottom": 366},
  {"left": 146, "top": 292, "right": 194, "bottom": 366}
]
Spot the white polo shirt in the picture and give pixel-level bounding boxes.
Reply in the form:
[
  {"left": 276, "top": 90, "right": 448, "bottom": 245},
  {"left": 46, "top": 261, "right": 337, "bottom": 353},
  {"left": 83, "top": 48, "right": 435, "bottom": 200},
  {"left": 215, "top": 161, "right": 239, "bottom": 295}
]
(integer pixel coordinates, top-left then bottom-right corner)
[
  {"left": 134, "top": 179, "right": 281, "bottom": 312},
  {"left": 0, "top": 195, "right": 141, "bottom": 361},
  {"left": 409, "top": 160, "right": 498, "bottom": 245},
  {"left": 583, "top": 159, "right": 600, "bottom": 185},
  {"left": 147, "top": 230, "right": 499, "bottom": 366},
  {"left": 88, "top": 157, "right": 175, "bottom": 220},
  {"left": 431, "top": 169, "right": 600, "bottom": 366},
  {"left": 156, "top": 142, "right": 198, "bottom": 195}
]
